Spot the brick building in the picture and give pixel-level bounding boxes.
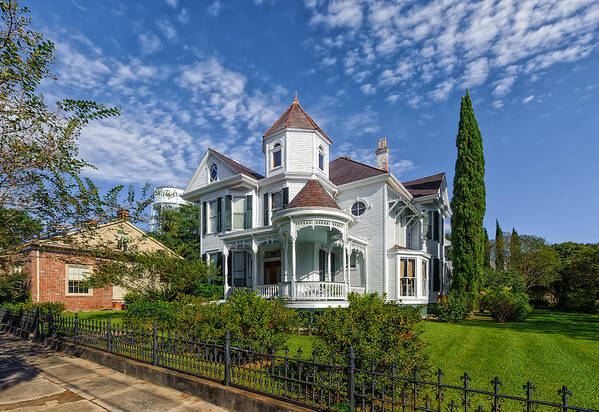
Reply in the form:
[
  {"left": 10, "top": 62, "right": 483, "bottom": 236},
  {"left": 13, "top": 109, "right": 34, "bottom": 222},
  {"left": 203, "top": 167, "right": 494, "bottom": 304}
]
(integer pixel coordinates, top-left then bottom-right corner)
[{"left": 26, "top": 211, "right": 174, "bottom": 311}]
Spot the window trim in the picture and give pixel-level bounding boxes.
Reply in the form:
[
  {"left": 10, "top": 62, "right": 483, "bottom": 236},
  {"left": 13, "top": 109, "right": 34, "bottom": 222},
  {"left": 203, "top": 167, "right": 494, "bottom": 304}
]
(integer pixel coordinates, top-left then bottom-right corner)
[
  {"left": 65, "top": 264, "right": 93, "bottom": 296},
  {"left": 351, "top": 200, "right": 367, "bottom": 217},
  {"left": 271, "top": 141, "right": 282, "bottom": 169},
  {"left": 208, "top": 199, "right": 218, "bottom": 234},
  {"left": 209, "top": 163, "right": 218, "bottom": 182},
  {"left": 399, "top": 258, "right": 416, "bottom": 297},
  {"left": 232, "top": 196, "right": 246, "bottom": 230},
  {"left": 318, "top": 145, "right": 325, "bottom": 170}
]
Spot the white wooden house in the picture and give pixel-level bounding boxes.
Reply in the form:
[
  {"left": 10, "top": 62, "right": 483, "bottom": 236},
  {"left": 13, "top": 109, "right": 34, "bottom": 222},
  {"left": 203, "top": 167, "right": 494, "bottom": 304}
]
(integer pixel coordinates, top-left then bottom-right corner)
[{"left": 182, "top": 97, "right": 451, "bottom": 308}]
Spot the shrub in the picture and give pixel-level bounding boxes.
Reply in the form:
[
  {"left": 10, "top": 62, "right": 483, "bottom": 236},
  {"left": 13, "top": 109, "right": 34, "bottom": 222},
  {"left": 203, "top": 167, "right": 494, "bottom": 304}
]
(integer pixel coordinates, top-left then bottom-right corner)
[
  {"left": 487, "top": 288, "right": 532, "bottom": 322},
  {"left": 481, "top": 268, "right": 526, "bottom": 293},
  {"left": 428, "top": 295, "right": 472, "bottom": 322},
  {"left": 124, "top": 300, "right": 176, "bottom": 328},
  {"left": 313, "top": 293, "right": 429, "bottom": 376},
  {"left": 3, "top": 301, "right": 66, "bottom": 314},
  {"left": 0, "top": 267, "right": 30, "bottom": 304}
]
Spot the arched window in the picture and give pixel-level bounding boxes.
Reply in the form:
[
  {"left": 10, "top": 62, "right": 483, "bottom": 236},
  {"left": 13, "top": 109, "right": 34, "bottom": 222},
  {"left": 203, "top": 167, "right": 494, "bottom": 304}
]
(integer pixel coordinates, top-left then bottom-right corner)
[
  {"left": 351, "top": 201, "right": 366, "bottom": 216},
  {"left": 272, "top": 142, "right": 282, "bottom": 168},
  {"left": 209, "top": 163, "right": 218, "bottom": 182},
  {"left": 318, "top": 145, "right": 325, "bottom": 170}
]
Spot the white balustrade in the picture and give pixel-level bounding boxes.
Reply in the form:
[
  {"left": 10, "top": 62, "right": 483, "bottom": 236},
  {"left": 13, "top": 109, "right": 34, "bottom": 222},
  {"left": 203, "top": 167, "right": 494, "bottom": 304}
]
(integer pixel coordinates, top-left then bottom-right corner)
[
  {"left": 256, "top": 284, "right": 280, "bottom": 299},
  {"left": 294, "top": 282, "right": 347, "bottom": 300},
  {"left": 350, "top": 286, "right": 366, "bottom": 295}
]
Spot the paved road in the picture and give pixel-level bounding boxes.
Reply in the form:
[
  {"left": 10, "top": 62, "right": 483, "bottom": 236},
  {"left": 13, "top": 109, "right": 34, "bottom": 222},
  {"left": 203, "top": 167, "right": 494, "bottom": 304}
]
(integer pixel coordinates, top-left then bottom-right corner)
[{"left": 0, "top": 333, "right": 228, "bottom": 412}]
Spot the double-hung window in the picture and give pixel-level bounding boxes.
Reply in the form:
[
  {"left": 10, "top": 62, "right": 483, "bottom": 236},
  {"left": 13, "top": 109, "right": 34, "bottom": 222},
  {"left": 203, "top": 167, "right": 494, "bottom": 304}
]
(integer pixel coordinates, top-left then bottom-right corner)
[
  {"left": 400, "top": 258, "right": 416, "bottom": 297},
  {"left": 66, "top": 264, "right": 92, "bottom": 295},
  {"left": 421, "top": 260, "right": 428, "bottom": 297},
  {"left": 318, "top": 146, "right": 325, "bottom": 170},
  {"left": 208, "top": 200, "right": 218, "bottom": 233},
  {"left": 272, "top": 142, "right": 282, "bottom": 168},
  {"left": 232, "top": 197, "right": 246, "bottom": 230},
  {"left": 271, "top": 192, "right": 282, "bottom": 215}
]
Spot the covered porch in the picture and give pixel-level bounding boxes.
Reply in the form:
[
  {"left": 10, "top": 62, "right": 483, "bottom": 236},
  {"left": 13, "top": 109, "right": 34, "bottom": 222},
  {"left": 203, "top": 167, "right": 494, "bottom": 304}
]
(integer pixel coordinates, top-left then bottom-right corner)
[{"left": 221, "top": 208, "right": 367, "bottom": 308}]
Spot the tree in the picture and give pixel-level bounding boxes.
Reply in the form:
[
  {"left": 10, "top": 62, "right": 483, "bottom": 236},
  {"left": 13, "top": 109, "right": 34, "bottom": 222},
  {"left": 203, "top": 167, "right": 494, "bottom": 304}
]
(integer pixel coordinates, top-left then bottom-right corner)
[
  {"left": 0, "top": 1, "right": 150, "bottom": 263},
  {"left": 509, "top": 228, "right": 521, "bottom": 270},
  {"left": 483, "top": 228, "right": 491, "bottom": 268},
  {"left": 518, "top": 235, "right": 559, "bottom": 295},
  {"left": 450, "top": 91, "right": 486, "bottom": 296},
  {"left": 151, "top": 203, "right": 201, "bottom": 259},
  {"left": 495, "top": 220, "right": 505, "bottom": 270}
]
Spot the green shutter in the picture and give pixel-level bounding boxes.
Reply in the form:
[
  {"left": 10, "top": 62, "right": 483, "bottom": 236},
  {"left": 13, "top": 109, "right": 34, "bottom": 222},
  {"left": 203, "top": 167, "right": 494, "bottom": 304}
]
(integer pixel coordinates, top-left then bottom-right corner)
[
  {"left": 225, "top": 195, "right": 232, "bottom": 231},
  {"left": 282, "top": 187, "right": 289, "bottom": 208},
  {"left": 245, "top": 195, "right": 253, "bottom": 229},
  {"left": 217, "top": 197, "right": 222, "bottom": 232},
  {"left": 202, "top": 202, "right": 207, "bottom": 236},
  {"left": 433, "top": 211, "right": 440, "bottom": 241},
  {"left": 201, "top": 253, "right": 207, "bottom": 263},
  {"left": 263, "top": 193, "right": 269, "bottom": 226}
]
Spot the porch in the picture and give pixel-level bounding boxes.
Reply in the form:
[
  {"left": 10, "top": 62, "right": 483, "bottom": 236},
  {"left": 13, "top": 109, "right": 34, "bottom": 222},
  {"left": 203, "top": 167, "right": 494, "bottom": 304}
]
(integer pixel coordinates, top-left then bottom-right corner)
[{"left": 220, "top": 207, "right": 367, "bottom": 308}]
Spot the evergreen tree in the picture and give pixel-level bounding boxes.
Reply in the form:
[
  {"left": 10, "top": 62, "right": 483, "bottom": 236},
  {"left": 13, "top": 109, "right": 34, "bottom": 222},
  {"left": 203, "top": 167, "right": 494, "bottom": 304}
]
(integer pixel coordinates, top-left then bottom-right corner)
[
  {"left": 483, "top": 228, "right": 491, "bottom": 268},
  {"left": 509, "top": 227, "right": 522, "bottom": 270},
  {"left": 495, "top": 220, "right": 505, "bottom": 270},
  {"left": 450, "top": 91, "right": 486, "bottom": 295}
]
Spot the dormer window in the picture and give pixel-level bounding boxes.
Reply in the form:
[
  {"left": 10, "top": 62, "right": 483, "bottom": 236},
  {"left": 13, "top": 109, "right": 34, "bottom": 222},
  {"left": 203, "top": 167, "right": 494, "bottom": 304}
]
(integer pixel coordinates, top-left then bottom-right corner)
[
  {"left": 209, "top": 163, "right": 218, "bottom": 182},
  {"left": 318, "top": 145, "right": 325, "bottom": 170},
  {"left": 272, "top": 142, "right": 282, "bottom": 168}
]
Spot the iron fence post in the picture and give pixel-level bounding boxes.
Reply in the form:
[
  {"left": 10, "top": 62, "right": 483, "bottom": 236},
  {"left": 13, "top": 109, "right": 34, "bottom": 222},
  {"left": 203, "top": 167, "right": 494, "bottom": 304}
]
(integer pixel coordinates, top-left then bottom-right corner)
[
  {"left": 18, "top": 307, "right": 23, "bottom": 329},
  {"left": 33, "top": 307, "right": 40, "bottom": 340},
  {"left": 348, "top": 346, "right": 355, "bottom": 411},
  {"left": 106, "top": 318, "right": 112, "bottom": 353},
  {"left": 152, "top": 322, "right": 158, "bottom": 366},
  {"left": 73, "top": 314, "right": 79, "bottom": 345},
  {"left": 48, "top": 308, "right": 54, "bottom": 337},
  {"left": 224, "top": 330, "right": 231, "bottom": 386}
]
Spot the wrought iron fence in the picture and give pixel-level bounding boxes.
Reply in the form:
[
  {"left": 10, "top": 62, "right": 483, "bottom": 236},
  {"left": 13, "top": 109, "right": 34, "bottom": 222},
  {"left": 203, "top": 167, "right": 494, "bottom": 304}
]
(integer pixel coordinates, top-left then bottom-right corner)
[{"left": 0, "top": 306, "right": 597, "bottom": 412}]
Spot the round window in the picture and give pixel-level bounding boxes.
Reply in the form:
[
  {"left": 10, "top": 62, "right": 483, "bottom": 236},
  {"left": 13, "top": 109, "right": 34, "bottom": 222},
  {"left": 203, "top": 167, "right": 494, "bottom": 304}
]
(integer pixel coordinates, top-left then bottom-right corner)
[{"left": 351, "top": 201, "right": 366, "bottom": 216}]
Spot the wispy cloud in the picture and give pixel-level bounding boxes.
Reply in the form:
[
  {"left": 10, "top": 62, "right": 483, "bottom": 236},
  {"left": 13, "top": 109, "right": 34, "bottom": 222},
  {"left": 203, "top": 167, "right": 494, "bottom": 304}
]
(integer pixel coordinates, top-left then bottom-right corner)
[
  {"left": 138, "top": 33, "right": 162, "bottom": 54},
  {"left": 305, "top": 0, "right": 599, "bottom": 106}
]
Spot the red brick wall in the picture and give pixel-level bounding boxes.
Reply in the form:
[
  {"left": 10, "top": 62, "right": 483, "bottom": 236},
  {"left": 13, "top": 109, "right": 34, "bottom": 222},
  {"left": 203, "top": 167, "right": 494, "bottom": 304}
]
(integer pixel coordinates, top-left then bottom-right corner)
[{"left": 29, "top": 250, "right": 114, "bottom": 311}]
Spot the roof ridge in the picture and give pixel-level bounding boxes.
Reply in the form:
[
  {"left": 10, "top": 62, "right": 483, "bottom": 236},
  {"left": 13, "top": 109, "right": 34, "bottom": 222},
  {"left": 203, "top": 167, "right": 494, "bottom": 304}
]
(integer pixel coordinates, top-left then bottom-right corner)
[
  {"left": 332, "top": 156, "right": 388, "bottom": 174},
  {"left": 402, "top": 172, "right": 445, "bottom": 185},
  {"left": 208, "top": 148, "right": 264, "bottom": 179}
]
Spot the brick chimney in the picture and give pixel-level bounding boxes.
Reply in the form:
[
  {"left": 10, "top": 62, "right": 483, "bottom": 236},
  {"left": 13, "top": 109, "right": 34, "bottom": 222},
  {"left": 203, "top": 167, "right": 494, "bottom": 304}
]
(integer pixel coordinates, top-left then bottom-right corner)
[
  {"left": 117, "top": 208, "right": 130, "bottom": 221},
  {"left": 376, "top": 137, "right": 389, "bottom": 172}
]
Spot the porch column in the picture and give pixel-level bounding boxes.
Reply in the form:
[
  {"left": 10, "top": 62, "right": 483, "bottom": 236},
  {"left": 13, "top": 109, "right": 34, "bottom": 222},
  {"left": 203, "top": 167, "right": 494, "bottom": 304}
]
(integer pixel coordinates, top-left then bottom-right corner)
[
  {"left": 347, "top": 247, "right": 352, "bottom": 290},
  {"left": 416, "top": 257, "right": 423, "bottom": 298},
  {"left": 342, "top": 242, "right": 347, "bottom": 288},
  {"left": 282, "top": 235, "right": 288, "bottom": 282},
  {"left": 327, "top": 246, "right": 332, "bottom": 282},
  {"left": 223, "top": 247, "right": 229, "bottom": 299},
  {"left": 364, "top": 245, "right": 369, "bottom": 293},
  {"left": 291, "top": 237, "right": 297, "bottom": 300},
  {"left": 252, "top": 241, "right": 258, "bottom": 289}
]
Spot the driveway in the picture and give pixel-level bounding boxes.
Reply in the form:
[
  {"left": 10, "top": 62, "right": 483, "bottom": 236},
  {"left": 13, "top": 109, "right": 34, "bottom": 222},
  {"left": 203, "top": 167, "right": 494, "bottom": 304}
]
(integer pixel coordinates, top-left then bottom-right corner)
[{"left": 0, "top": 333, "right": 228, "bottom": 411}]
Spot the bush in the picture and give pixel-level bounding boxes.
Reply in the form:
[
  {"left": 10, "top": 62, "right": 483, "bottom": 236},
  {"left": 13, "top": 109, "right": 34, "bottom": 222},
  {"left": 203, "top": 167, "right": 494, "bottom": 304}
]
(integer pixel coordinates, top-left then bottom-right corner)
[
  {"left": 0, "top": 267, "right": 30, "bottom": 304},
  {"left": 124, "top": 290, "right": 300, "bottom": 352},
  {"left": 313, "top": 293, "right": 429, "bottom": 376},
  {"left": 428, "top": 295, "right": 473, "bottom": 322},
  {"left": 481, "top": 268, "right": 526, "bottom": 293},
  {"left": 486, "top": 288, "right": 532, "bottom": 322},
  {"left": 3, "top": 301, "right": 66, "bottom": 314}
]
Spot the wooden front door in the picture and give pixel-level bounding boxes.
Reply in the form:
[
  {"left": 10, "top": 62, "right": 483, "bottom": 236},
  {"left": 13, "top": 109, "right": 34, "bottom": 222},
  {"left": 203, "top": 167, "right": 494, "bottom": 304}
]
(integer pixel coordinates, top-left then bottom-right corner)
[{"left": 263, "top": 261, "right": 281, "bottom": 285}]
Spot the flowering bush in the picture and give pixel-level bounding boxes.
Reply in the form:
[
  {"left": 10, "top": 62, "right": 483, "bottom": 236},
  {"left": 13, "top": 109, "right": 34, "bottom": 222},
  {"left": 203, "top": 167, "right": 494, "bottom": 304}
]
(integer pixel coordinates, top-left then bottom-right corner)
[{"left": 313, "top": 293, "right": 429, "bottom": 376}]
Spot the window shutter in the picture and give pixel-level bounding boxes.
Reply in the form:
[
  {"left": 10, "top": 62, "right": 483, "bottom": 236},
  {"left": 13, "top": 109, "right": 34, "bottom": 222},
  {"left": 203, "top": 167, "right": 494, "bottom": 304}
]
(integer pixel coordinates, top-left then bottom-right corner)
[
  {"left": 426, "top": 211, "right": 432, "bottom": 240},
  {"left": 245, "top": 195, "right": 253, "bottom": 229},
  {"left": 202, "top": 202, "right": 207, "bottom": 236},
  {"left": 433, "top": 211, "right": 440, "bottom": 241},
  {"left": 202, "top": 253, "right": 207, "bottom": 263},
  {"left": 433, "top": 258, "right": 440, "bottom": 291},
  {"left": 225, "top": 195, "right": 232, "bottom": 231},
  {"left": 227, "top": 254, "right": 232, "bottom": 286},
  {"left": 282, "top": 187, "right": 289, "bottom": 208},
  {"left": 263, "top": 193, "right": 269, "bottom": 226},
  {"left": 217, "top": 197, "right": 223, "bottom": 232}
]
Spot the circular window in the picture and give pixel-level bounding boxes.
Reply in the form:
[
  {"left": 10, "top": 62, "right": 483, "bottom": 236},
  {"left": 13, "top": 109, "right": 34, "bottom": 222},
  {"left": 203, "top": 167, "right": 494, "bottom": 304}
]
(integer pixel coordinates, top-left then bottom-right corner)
[{"left": 351, "top": 201, "right": 366, "bottom": 216}]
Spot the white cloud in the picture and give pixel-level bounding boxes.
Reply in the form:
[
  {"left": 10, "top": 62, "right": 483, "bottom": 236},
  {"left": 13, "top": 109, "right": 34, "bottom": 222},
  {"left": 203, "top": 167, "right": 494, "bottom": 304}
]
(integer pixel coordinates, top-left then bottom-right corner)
[
  {"left": 305, "top": 0, "right": 599, "bottom": 104},
  {"left": 522, "top": 95, "right": 534, "bottom": 103},
  {"left": 165, "top": 0, "right": 177, "bottom": 8},
  {"left": 360, "top": 83, "right": 376, "bottom": 95},
  {"left": 138, "top": 33, "right": 162, "bottom": 54},
  {"left": 208, "top": 1, "right": 222, "bottom": 17},
  {"left": 157, "top": 20, "right": 177, "bottom": 40},
  {"left": 177, "top": 8, "right": 189, "bottom": 24},
  {"left": 429, "top": 79, "right": 455, "bottom": 101}
]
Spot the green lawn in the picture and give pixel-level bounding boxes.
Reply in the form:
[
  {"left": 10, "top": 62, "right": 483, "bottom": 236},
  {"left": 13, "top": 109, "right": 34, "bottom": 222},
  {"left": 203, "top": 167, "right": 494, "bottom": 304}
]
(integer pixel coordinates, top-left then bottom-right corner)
[
  {"left": 64, "top": 309, "right": 598, "bottom": 407},
  {"left": 422, "top": 310, "right": 599, "bottom": 408},
  {"left": 63, "top": 309, "right": 127, "bottom": 326}
]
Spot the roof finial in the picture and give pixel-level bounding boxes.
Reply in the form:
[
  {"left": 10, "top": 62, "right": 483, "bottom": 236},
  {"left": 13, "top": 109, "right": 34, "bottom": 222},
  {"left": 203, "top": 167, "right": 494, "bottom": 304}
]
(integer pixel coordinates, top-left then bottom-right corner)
[{"left": 293, "top": 90, "right": 298, "bottom": 104}]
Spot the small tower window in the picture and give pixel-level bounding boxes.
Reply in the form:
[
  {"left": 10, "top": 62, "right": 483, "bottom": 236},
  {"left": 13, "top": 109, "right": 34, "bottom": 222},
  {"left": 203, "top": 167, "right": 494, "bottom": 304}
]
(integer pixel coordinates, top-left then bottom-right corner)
[
  {"left": 318, "top": 146, "right": 325, "bottom": 170},
  {"left": 272, "top": 142, "right": 282, "bottom": 168},
  {"left": 351, "top": 201, "right": 366, "bottom": 216},
  {"left": 209, "top": 163, "right": 218, "bottom": 182}
]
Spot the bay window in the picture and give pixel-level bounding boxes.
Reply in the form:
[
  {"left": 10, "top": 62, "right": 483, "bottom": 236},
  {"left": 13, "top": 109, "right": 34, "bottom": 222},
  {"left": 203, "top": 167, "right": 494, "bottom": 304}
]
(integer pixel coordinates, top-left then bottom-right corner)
[{"left": 400, "top": 258, "right": 416, "bottom": 297}]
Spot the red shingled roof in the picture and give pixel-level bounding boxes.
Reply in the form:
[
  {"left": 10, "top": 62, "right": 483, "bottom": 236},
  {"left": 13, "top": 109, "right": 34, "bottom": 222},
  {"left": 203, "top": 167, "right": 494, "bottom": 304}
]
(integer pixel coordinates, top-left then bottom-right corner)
[
  {"left": 208, "top": 148, "right": 264, "bottom": 180},
  {"left": 329, "top": 156, "right": 387, "bottom": 185},
  {"left": 402, "top": 173, "right": 444, "bottom": 198},
  {"left": 264, "top": 97, "right": 331, "bottom": 142},
  {"left": 285, "top": 180, "right": 340, "bottom": 210}
]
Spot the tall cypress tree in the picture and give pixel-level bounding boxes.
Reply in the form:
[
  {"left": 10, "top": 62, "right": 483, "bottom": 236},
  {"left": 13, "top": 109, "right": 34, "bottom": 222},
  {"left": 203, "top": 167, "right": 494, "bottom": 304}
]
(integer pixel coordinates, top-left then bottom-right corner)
[
  {"left": 509, "top": 227, "right": 521, "bottom": 270},
  {"left": 495, "top": 219, "right": 505, "bottom": 270},
  {"left": 450, "top": 91, "right": 486, "bottom": 295},
  {"left": 483, "top": 228, "right": 491, "bottom": 268}
]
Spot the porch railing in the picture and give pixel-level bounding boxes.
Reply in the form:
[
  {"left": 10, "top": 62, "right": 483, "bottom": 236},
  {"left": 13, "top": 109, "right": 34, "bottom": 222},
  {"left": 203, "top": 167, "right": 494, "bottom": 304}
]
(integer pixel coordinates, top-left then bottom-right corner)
[
  {"left": 256, "top": 283, "right": 280, "bottom": 299},
  {"left": 295, "top": 281, "right": 347, "bottom": 300}
]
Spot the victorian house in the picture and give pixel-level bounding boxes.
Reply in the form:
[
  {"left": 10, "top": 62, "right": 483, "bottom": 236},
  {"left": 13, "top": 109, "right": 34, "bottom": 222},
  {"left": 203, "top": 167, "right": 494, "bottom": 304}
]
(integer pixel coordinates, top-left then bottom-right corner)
[{"left": 182, "top": 97, "right": 451, "bottom": 308}]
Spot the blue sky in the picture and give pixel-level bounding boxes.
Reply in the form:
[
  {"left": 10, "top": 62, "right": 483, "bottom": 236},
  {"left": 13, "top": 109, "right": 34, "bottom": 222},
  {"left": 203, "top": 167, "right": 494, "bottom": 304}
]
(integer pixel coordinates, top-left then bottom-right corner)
[{"left": 30, "top": 0, "right": 599, "bottom": 243}]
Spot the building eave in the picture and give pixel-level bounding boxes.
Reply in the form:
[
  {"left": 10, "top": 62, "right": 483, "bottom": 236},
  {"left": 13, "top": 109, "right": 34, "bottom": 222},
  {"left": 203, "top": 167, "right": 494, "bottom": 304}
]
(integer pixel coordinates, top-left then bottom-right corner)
[{"left": 182, "top": 174, "right": 259, "bottom": 203}]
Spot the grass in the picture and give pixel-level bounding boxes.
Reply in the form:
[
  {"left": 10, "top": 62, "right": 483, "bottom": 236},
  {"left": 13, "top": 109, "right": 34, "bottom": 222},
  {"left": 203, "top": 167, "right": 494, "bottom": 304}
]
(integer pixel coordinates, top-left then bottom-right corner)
[
  {"left": 63, "top": 309, "right": 127, "bottom": 326},
  {"left": 64, "top": 308, "right": 599, "bottom": 407},
  {"left": 421, "top": 310, "right": 599, "bottom": 408}
]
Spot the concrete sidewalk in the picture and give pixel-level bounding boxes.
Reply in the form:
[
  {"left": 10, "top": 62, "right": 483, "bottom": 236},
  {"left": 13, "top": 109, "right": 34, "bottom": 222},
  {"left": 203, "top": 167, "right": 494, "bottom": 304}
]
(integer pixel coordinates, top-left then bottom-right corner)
[{"left": 0, "top": 333, "right": 228, "bottom": 411}]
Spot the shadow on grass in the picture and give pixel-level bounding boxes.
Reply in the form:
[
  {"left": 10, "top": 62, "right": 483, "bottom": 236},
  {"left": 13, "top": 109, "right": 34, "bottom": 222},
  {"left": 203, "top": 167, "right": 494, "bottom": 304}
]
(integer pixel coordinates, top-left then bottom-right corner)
[{"left": 455, "top": 309, "right": 599, "bottom": 341}]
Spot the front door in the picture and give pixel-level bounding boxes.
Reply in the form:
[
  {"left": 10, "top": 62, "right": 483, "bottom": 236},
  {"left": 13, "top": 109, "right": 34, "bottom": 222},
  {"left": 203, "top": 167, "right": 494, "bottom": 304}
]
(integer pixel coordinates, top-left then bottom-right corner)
[{"left": 263, "top": 261, "right": 281, "bottom": 285}]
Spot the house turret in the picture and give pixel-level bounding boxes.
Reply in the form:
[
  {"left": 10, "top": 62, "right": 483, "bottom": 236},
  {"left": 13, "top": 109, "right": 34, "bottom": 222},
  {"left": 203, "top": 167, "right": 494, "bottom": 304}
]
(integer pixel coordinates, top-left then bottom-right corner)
[{"left": 262, "top": 96, "right": 331, "bottom": 179}]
